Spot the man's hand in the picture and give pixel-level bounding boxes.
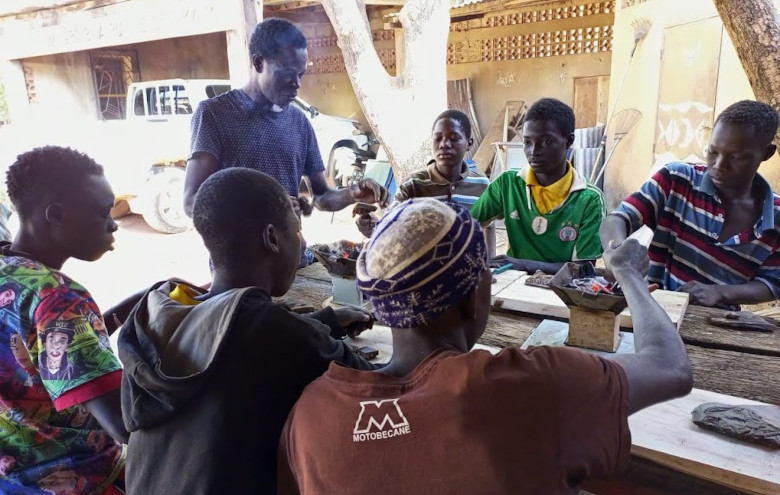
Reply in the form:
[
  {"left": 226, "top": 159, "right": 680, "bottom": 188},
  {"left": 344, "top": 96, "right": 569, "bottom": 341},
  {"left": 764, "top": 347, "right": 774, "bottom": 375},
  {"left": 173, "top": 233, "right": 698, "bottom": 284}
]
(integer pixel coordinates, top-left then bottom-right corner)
[
  {"left": 488, "top": 255, "right": 525, "bottom": 271},
  {"left": 291, "top": 196, "right": 313, "bottom": 217},
  {"left": 602, "top": 239, "right": 649, "bottom": 277},
  {"left": 677, "top": 281, "right": 724, "bottom": 307},
  {"left": 355, "top": 213, "right": 378, "bottom": 238},
  {"left": 349, "top": 179, "right": 390, "bottom": 208},
  {"left": 333, "top": 307, "right": 374, "bottom": 338}
]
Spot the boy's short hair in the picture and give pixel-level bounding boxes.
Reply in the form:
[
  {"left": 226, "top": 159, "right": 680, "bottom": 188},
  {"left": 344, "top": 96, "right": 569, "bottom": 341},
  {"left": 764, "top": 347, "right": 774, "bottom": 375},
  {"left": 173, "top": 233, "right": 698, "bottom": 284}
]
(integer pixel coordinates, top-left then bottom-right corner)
[
  {"left": 6, "top": 146, "right": 103, "bottom": 218},
  {"left": 716, "top": 100, "right": 779, "bottom": 145},
  {"left": 525, "top": 98, "right": 576, "bottom": 136},
  {"left": 249, "top": 18, "right": 307, "bottom": 61},
  {"left": 193, "top": 168, "right": 291, "bottom": 268},
  {"left": 433, "top": 109, "right": 472, "bottom": 139}
]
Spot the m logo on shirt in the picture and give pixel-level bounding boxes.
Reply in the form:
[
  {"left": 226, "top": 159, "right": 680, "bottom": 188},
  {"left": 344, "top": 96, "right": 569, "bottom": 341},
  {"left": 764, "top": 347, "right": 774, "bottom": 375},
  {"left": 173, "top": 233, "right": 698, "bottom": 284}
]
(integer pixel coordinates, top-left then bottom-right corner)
[{"left": 352, "top": 399, "right": 411, "bottom": 442}]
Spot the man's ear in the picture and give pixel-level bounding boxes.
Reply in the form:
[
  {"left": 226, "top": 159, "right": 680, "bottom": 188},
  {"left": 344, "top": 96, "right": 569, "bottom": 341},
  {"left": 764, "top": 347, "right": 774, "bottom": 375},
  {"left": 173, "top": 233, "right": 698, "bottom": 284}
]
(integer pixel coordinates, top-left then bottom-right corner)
[
  {"left": 262, "top": 224, "right": 280, "bottom": 254},
  {"left": 252, "top": 54, "right": 264, "bottom": 73},
  {"left": 565, "top": 133, "right": 576, "bottom": 149},
  {"left": 44, "top": 203, "right": 66, "bottom": 227},
  {"left": 762, "top": 143, "right": 777, "bottom": 162},
  {"left": 467, "top": 137, "right": 474, "bottom": 149},
  {"left": 459, "top": 287, "right": 479, "bottom": 321}
]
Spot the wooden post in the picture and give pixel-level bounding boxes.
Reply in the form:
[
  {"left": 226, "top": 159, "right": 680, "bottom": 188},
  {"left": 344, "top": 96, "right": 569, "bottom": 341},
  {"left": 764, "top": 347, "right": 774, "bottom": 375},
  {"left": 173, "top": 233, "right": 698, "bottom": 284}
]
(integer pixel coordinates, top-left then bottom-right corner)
[
  {"left": 713, "top": 0, "right": 780, "bottom": 146},
  {"left": 566, "top": 306, "right": 620, "bottom": 352},
  {"left": 226, "top": 0, "right": 263, "bottom": 86},
  {"left": 393, "top": 28, "right": 405, "bottom": 77}
]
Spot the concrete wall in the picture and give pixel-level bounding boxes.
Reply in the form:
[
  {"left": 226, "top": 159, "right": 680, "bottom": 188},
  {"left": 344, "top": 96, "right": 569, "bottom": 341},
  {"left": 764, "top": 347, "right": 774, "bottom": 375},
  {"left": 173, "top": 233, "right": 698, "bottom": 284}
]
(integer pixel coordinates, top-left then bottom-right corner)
[
  {"left": 448, "top": 53, "right": 611, "bottom": 136},
  {"left": 298, "top": 8, "right": 613, "bottom": 136},
  {"left": 300, "top": 72, "right": 364, "bottom": 122},
  {"left": 21, "top": 51, "right": 97, "bottom": 121},
  {"left": 604, "top": 0, "right": 780, "bottom": 208},
  {"left": 132, "top": 32, "right": 230, "bottom": 81}
]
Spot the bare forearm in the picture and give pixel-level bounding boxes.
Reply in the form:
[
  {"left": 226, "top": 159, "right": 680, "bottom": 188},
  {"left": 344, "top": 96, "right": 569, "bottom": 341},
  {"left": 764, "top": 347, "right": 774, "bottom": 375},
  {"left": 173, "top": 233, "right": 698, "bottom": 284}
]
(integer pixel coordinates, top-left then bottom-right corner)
[
  {"left": 103, "top": 287, "right": 148, "bottom": 335},
  {"left": 600, "top": 215, "right": 630, "bottom": 250},
  {"left": 612, "top": 267, "right": 692, "bottom": 413},
  {"left": 718, "top": 281, "right": 775, "bottom": 306},
  {"left": 313, "top": 188, "right": 355, "bottom": 212},
  {"left": 84, "top": 389, "right": 130, "bottom": 444}
]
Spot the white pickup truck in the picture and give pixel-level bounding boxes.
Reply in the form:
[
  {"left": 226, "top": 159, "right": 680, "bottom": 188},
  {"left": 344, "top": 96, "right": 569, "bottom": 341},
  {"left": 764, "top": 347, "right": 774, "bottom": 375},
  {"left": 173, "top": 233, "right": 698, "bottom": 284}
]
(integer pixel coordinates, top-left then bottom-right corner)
[
  {"left": 120, "top": 78, "right": 378, "bottom": 232},
  {"left": 0, "top": 79, "right": 378, "bottom": 234}
]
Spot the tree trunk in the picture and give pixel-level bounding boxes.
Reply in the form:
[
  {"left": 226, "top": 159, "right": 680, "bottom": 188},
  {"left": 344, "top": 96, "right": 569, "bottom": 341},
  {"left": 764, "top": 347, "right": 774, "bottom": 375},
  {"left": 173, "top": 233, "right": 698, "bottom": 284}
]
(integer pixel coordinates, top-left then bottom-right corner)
[
  {"left": 320, "top": 0, "right": 450, "bottom": 182},
  {"left": 713, "top": 0, "right": 780, "bottom": 145}
]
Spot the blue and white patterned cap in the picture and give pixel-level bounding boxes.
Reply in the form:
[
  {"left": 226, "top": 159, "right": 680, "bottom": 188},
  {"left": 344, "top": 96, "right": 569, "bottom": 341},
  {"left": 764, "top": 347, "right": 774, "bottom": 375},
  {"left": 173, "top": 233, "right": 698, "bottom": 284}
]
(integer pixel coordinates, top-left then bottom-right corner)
[{"left": 357, "top": 198, "right": 488, "bottom": 328}]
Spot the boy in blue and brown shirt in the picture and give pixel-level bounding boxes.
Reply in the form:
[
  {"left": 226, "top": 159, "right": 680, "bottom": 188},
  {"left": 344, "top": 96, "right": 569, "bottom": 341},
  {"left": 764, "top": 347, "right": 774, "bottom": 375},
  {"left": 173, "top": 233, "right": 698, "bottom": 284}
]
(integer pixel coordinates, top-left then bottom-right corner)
[{"left": 356, "top": 110, "right": 495, "bottom": 252}]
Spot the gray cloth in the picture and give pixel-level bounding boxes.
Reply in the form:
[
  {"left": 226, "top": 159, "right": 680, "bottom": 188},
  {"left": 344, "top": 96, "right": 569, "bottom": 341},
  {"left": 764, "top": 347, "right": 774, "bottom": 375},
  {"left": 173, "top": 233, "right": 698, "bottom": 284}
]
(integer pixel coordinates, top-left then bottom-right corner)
[{"left": 118, "top": 281, "right": 375, "bottom": 495}]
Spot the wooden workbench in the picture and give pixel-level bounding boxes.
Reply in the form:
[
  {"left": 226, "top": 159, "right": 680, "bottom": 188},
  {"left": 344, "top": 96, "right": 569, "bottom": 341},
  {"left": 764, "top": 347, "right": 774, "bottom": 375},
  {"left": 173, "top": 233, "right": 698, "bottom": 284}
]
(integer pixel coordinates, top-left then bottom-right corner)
[
  {"left": 287, "top": 263, "right": 780, "bottom": 494},
  {"left": 291, "top": 263, "right": 780, "bottom": 406}
]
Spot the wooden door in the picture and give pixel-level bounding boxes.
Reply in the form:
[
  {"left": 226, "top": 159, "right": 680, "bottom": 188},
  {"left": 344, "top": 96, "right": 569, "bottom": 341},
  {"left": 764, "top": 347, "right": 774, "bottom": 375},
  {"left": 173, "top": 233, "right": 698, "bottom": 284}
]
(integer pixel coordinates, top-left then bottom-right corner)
[
  {"left": 573, "top": 75, "right": 610, "bottom": 128},
  {"left": 654, "top": 18, "right": 723, "bottom": 165}
]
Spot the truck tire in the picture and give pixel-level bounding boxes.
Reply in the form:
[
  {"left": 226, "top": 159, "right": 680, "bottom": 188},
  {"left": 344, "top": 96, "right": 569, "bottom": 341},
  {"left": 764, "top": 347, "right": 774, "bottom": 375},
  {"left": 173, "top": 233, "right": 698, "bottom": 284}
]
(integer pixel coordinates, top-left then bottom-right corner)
[{"left": 141, "top": 168, "right": 192, "bottom": 234}]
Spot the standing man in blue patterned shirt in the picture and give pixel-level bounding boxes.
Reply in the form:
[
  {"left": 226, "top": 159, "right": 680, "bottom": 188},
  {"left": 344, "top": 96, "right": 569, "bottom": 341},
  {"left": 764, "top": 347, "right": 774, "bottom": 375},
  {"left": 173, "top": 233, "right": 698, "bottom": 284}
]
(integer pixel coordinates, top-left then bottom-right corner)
[{"left": 183, "top": 18, "right": 389, "bottom": 265}]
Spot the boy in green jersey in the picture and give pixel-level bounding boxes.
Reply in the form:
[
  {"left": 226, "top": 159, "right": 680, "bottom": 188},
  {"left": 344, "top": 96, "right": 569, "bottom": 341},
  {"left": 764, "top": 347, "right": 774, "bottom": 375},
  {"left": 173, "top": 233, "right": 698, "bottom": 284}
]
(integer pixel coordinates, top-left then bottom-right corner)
[{"left": 471, "top": 98, "right": 606, "bottom": 274}]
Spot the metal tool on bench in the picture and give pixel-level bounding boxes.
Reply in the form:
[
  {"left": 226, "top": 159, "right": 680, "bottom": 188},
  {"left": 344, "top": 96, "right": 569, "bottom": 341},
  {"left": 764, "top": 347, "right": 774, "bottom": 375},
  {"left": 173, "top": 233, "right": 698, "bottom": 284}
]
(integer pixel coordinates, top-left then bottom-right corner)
[
  {"left": 549, "top": 262, "right": 629, "bottom": 352},
  {"left": 311, "top": 240, "right": 366, "bottom": 307}
]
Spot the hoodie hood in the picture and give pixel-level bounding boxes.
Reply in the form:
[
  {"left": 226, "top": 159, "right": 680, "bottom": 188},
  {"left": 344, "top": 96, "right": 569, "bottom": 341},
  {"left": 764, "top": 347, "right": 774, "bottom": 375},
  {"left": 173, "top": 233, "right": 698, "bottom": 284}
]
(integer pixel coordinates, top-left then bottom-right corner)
[{"left": 118, "top": 281, "right": 260, "bottom": 431}]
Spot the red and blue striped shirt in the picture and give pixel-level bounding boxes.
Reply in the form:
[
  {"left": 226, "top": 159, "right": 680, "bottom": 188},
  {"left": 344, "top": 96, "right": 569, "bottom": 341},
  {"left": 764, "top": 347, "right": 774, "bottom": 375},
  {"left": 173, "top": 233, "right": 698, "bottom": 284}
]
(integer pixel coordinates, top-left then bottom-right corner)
[{"left": 611, "top": 162, "right": 780, "bottom": 298}]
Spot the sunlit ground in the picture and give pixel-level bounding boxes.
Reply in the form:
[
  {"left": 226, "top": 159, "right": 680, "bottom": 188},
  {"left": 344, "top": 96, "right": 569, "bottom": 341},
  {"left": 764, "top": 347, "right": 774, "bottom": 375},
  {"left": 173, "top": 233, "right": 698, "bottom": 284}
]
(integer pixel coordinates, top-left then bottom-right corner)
[{"left": 63, "top": 207, "right": 364, "bottom": 310}]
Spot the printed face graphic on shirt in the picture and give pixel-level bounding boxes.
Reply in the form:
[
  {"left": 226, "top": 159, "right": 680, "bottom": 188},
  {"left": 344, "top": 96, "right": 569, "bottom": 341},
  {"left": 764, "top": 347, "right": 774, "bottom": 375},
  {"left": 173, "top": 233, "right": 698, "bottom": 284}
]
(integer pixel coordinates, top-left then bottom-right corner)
[
  {"left": 9, "top": 333, "right": 34, "bottom": 372},
  {"left": 40, "top": 329, "right": 75, "bottom": 381},
  {"left": 0, "top": 288, "right": 15, "bottom": 307},
  {"left": 0, "top": 454, "right": 16, "bottom": 475},
  {"left": 38, "top": 469, "right": 85, "bottom": 494}
]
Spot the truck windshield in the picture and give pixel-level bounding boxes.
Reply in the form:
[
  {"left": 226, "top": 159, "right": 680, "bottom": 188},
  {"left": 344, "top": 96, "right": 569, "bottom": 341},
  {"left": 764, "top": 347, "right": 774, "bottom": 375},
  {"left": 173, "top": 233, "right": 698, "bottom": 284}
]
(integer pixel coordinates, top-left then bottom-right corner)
[{"left": 205, "top": 85, "right": 230, "bottom": 99}]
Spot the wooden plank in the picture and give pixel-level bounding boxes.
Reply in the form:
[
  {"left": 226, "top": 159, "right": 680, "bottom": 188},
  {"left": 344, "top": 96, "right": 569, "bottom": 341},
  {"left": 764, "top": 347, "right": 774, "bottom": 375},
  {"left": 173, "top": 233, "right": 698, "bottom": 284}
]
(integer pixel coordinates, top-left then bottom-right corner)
[
  {"left": 493, "top": 275, "right": 690, "bottom": 329},
  {"left": 472, "top": 101, "right": 525, "bottom": 174},
  {"left": 629, "top": 388, "right": 780, "bottom": 495},
  {"left": 574, "top": 76, "right": 599, "bottom": 128},
  {"left": 296, "top": 262, "right": 333, "bottom": 283},
  {"left": 347, "top": 324, "right": 500, "bottom": 364},
  {"left": 686, "top": 346, "right": 780, "bottom": 406},
  {"left": 678, "top": 305, "right": 780, "bottom": 357},
  {"left": 479, "top": 309, "right": 540, "bottom": 349},
  {"left": 490, "top": 269, "right": 525, "bottom": 296}
]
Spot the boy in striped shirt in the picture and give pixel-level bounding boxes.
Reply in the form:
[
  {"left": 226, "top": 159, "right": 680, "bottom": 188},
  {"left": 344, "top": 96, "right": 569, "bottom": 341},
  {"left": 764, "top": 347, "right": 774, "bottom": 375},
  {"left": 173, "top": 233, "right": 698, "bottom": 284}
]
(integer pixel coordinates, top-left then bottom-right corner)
[
  {"left": 600, "top": 100, "right": 780, "bottom": 308},
  {"left": 356, "top": 110, "right": 495, "bottom": 253}
]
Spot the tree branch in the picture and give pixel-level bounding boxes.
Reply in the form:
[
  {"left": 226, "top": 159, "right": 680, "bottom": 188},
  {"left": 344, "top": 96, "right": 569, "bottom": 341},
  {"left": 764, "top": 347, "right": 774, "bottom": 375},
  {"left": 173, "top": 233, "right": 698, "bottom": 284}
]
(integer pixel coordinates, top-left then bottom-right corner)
[{"left": 714, "top": 0, "right": 780, "bottom": 145}]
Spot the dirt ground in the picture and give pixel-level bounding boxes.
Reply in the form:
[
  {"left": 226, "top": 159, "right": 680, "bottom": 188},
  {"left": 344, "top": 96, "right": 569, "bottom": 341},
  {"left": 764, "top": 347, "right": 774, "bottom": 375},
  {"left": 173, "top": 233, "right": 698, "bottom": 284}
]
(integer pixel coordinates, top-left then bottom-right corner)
[{"left": 63, "top": 207, "right": 366, "bottom": 310}]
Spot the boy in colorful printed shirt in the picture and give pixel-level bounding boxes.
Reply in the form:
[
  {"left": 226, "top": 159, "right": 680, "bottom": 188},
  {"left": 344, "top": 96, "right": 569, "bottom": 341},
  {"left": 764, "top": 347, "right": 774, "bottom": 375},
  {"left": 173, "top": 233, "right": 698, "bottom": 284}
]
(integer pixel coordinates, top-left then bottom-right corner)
[
  {"left": 601, "top": 100, "right": 780, "bottom": 308},
  {"left": 471, "top": 98, "right": 606, "bottom": 274},
  {"left": 356, "top": 109, "right": 495, "bottom": 253},
  {"left": 0, "top": 147, "right": 128, "bottom": 494}
]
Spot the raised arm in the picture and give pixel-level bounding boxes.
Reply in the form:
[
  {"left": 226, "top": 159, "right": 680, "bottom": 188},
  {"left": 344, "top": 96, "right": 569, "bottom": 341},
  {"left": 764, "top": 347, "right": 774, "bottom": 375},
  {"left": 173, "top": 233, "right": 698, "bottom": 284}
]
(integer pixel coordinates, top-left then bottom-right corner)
[
  {"left": 599, "top": 215, "right": 630, "bottom": 251},
  {"left": 606, "top": 239, "right": 693, "bottom": 414}
]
